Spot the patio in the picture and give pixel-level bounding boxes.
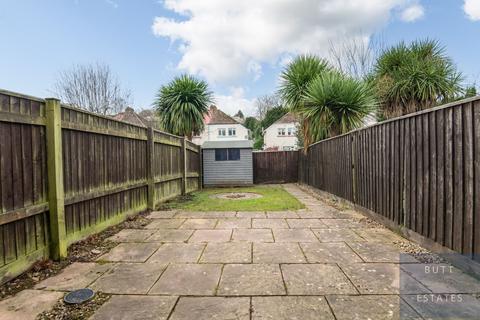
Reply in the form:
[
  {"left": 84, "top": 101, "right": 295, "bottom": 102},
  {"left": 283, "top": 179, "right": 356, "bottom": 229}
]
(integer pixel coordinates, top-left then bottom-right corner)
[{"left": 1, "top": 184, "right": 480, "bottom": 319}]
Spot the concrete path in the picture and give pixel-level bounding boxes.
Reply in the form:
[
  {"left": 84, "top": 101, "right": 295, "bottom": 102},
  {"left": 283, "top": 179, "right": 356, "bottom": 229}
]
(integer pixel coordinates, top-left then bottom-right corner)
[{"left": 2, "top": 184, "right": 480, "bottom": 319}]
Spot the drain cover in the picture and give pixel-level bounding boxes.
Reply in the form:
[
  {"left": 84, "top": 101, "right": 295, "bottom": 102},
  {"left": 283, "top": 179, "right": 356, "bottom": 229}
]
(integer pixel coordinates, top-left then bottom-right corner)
[{"left": 64, "top": 288, "right": 95, "bottom": 304}]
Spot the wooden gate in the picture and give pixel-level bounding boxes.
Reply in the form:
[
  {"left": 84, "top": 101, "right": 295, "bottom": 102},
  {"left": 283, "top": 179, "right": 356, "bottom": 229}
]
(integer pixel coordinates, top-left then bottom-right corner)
[{"left": 253, "top": 151, "right": 298, "bottom": 184}]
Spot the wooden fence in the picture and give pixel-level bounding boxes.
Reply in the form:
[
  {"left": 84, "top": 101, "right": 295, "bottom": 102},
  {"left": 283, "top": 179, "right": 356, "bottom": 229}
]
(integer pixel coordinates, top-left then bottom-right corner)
[
  {"left": 253, "top": 151, "right": 298, "bottom": 184},
  {"left": 299, "top": 96, "right": 480, "bottom": 261},
  {"left": 0, "top": 89, "right": 201, "bottom": 284}
]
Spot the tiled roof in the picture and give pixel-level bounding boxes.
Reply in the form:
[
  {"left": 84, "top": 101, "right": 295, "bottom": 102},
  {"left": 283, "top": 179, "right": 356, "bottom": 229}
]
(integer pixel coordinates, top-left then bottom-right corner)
[
  {"left": 113, "top": 107, "right": 150, "bottom": 127},
  {"left": 205, "top": 105, "right": 239, "bottom": 125},
  {"left": 274, "top": 112, "right": 299, "bottom": 124}
]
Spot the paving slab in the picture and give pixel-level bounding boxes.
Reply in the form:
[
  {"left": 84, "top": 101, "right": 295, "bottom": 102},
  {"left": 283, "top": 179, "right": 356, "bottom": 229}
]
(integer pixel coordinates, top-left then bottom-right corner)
[
  {"left": 0, "top": 289, "right": 63, "bottom": 320},
  {"left": 340, "top": 263, "right": 430, "bottom": 294},
  {"left": 149, "top": 264, "right": 222, "bottom": 295},
  {"left": 175, "top": 211, "right": 236, "bottom": 218},
  {"left": 252, "top": 296, "right": 334, "bottom": 320},
  {"left": 200, "top": 242, "right": 252, "bottom": 263},
  {"left": 253, "top": 243, "right": 306, "bottom": 263},
  {"left": 146, "top": 210, "right": 177, "bottom": 219},
  {"left": 273, "top": 228, "right": 318, "bottom": 242},
  {"left": 354, "top": 228, "right": 405, "bottom": 243},
  {"left": 170, "top": 297, "right": 250, "bottom": 320},
  {"left": 146, "top": 229, "right": 194, "bottom": 242},
  {"left": 252, "top": 218, "right": 288, "bottom": 229},
  {"left": 313, "top": 228, "right": 365, "bottom": 242},
  {"left": 236, "top": 211, "right": 266, "bottom": 218},
  {"left": 320, "top": 218, "right": 365, "bottom": 228},
  {"left": 106, "top": 229, "right": 155, "bottom": 242},
  {"left": 347, "top": 241, "right": 418, "bottom": 263},
  {"left": 216, "top": 218, "right": 251, "bottom": 229},
  {"left": 232, "top": 229, "right": 273, "bottom": 242},
  {"left": 144, "top": 219, "right": 185, "bottom": 229},
  {"left": 402, "top": 293, "right": 480, "bottom": 319},
  {"left": 400, "top": 263, "right": 480, "bottom": 293},
  {"left": 179, "top": 218, "right": 217, "bottom": 229},
  {"left": 189, "top": 229, "right": 232, "bottom": 242},
  {"left": 146, "top": 243, "right": 205, "bottom": 263},
  {"left": 91, "top": 295, "right": 177, "bottom": 320},
  {"left": 91, "top": 263, "right": 166, "bottom": 294},
  {"left": 34, "top": 262, "right": 112, "bottom": 290},
  {"left": 265, "top": 211, "right": 299, "bottom": 218},
  {"left": 300, "top": 242, "right": 362, "bottom": 264},
  {"left": 97, "top": 242, "right": 160, "bottom": 262},
  {"left": 218, "top": 264, "right": 285, "bottom": 295},
  {"left": 281, "top": 264, "right": 357, "bottom": 295},
  {"left": 286, "top": 218, "right": 328, "bottom": 228},
  {"left": 327, "top": 295, "right": 421, "bottom": 320},
  {"left": 297, "top": 211, "right": 336, "bottom": 219}
]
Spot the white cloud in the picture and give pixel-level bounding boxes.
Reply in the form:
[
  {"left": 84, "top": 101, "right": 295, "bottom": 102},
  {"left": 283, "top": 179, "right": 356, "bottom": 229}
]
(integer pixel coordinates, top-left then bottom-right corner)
[
  {"left": 214, "top": 87, "right": 256, "bottom": 116},
  {"left": 400, "top": 3, "right": 424, "bottom": 22},
  {"left": 152, "top": 0, "right": 414, "bottom": 83},
  {"left": 464, "top": 0, "right": 480, "bottom": 21}
]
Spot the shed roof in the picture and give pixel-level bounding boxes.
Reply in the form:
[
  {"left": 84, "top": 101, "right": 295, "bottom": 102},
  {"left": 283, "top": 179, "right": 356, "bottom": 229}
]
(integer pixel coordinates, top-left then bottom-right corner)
[{"left": 202, "top": 140, "right": 253, "bottom": 149}]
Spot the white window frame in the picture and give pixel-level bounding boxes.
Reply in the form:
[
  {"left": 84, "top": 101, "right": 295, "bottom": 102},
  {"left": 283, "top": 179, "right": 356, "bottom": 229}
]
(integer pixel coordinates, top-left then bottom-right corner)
[
  {"left": 287, "top": 127, "right": 294, "bottom": 136},
  {"left": 228, "top": 127, "right": 236, "bottom": 136},
  {"left": 218, "top": 128, "right": 226, "bottom": 137},
  {"left": 278, "top": 128, "right": 286, "bottom": 136}
]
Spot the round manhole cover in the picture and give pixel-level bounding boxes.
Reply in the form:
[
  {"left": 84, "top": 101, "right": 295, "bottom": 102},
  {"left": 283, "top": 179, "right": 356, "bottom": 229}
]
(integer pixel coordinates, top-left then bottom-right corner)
[
  {"left": 211, "top": 192, "right": 263, "bottom": 200},
  {"left": 64, "top": 288, "right": 95, "bottom": 304}
]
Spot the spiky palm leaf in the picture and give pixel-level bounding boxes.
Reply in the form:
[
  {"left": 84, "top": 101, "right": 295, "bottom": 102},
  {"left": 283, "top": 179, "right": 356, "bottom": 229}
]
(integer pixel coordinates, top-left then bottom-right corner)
[
  {"left": 155, "top": 74, "right": 212, "bottom": 137},
  {"left": 374, "top": 39, "right": 462, "bottom": 119},
  {"left": 278, "top": 55, "right": 331, "bottom": 110},
  {"left": 301, "top": 72, "right": 377, "bottom": 143}
]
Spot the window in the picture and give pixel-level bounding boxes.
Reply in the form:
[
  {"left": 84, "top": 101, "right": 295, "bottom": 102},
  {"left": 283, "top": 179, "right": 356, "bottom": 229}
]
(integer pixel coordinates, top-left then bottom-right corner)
[
  {"left": 228, "top": 128, "right": 236, "bottom": 136},
  {"left": 215, "top": 149, "right": 228, "bottom": 161},
  {"left": 278, "top": 128, "right": 286, "bottom": 136},
  {"left": 218, "top": 128, "right": 226, "bottom": 136},
  {"left": 215, "top": 148, "right": 241, "bottom": 161},
  {"left": 228, "top": 148, "right": 240, "bottom": 160},
  {"left": 287, "top": 127, "right": 294, "bottom": 136},
  {"left": 283, "top": 146, "right": 294, "bottom": 151}
]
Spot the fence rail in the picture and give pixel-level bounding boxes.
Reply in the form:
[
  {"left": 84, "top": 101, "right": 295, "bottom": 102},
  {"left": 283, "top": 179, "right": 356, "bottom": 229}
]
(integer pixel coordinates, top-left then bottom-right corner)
[
  {"left": 299, "top": 96, "right": 480, "bottom": 261},
  {"left": 0, "top": 89, "right": 201, "bottom": 284}
]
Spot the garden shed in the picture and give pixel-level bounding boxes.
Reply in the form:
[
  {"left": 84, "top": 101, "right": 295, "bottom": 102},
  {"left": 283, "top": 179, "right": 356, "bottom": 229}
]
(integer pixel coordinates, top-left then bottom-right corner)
[{"left": 202, "top": 140, "right": 253, "bottom": 186}]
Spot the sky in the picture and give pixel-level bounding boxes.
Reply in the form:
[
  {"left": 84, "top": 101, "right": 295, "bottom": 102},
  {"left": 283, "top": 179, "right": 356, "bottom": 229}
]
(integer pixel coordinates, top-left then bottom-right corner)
[{"left": 0, "top": 0, "right": 479, "bottom": 116}]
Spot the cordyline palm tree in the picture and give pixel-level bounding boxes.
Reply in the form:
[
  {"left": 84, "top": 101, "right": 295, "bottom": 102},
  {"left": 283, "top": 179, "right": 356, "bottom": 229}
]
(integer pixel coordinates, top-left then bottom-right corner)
[
  {"left": 302, "top": 72, "right": 377, "bottom": 142},
  {"left": 278, "top": 55, "right": 331, "bottom": 147},
  {"left": 154, "top": 74, "right": 212, "bottom": 138},
  {"left": 279, "top": 55, "right": 376, "bottom": 147},
  {"left": 373, "top": 39, "right": 462, "bottom": 119}
]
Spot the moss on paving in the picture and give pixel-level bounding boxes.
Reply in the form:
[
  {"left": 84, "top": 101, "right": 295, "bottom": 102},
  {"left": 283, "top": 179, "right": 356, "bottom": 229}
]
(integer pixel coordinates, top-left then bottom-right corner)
[{"left": 167, "top": 185, "right": 305, "bottom": 211}]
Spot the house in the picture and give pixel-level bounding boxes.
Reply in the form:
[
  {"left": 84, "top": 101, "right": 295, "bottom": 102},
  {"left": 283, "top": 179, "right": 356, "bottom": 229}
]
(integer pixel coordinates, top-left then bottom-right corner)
[
  {"left": 202, "top": 140, "right": 253, "bottom": 186},
  {"left": 192, "top": 105, "right": 250, "bottom": 145},
  {"left": 263, "top": 112, "right": 299, "bottom": 151},
  {"left": 113, "top": 107, "right": 161, "bottom": 129}
]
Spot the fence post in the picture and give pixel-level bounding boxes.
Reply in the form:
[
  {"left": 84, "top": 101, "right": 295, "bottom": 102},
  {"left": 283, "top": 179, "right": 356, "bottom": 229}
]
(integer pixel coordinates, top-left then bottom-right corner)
[
  {"left": 181, "top": 138, "right": 187, "bottom": 195},
  {"left": 45, "top": 98, "right": 67, "bottom": 260},
  {"left": 146, "top": 127, "right": 155, "bottom": 210},
  {"left": 351, "top": 133, "right": 357, "bottom": 204},
  {"left": 198, "top": 146, "right": 203, "bottom": 190}
]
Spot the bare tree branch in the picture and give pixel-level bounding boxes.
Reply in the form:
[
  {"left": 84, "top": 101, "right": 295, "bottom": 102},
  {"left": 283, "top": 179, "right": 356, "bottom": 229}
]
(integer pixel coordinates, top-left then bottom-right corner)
[
  {"left": 328, "top": 34, "right": 385, "bottom": 79},
  {"left": 254, "top": 93, "right": 283, "bottom": 120},
  {"left": 53, "top": 63, "right": 131, "bottom": 115}
]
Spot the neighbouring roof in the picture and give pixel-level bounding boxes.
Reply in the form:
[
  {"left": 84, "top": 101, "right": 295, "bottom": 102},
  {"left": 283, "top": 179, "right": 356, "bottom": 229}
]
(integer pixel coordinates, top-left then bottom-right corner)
[
  {"left": 202, "top": 140, "right": 253, "bottom": 149},
  {"left": 113, "top": 107, "right": 149, "bottom": 127},
  {"left": 273, "top": 112, "right": 299, "bottom": 124},
  {"left": 204, "top": 105, "right": 240, "bottom": 125}
]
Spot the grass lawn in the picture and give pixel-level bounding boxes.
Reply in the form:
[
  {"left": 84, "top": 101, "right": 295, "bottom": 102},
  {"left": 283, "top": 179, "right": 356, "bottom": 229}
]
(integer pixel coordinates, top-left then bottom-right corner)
[{"left": 167, "top": 185, "right": 305, "bottom": 211}]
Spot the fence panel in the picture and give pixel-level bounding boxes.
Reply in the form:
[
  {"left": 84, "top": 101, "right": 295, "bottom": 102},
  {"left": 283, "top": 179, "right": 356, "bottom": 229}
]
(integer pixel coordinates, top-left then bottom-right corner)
[
  {"left": 0, "top": 89, "right": 201, "bottom": 284},
  {"left": 253, "top": 151, "right": 298, "bottom": 184},
  {"left": 299, "top": 96, "right": 480, "bottom": 261}
]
